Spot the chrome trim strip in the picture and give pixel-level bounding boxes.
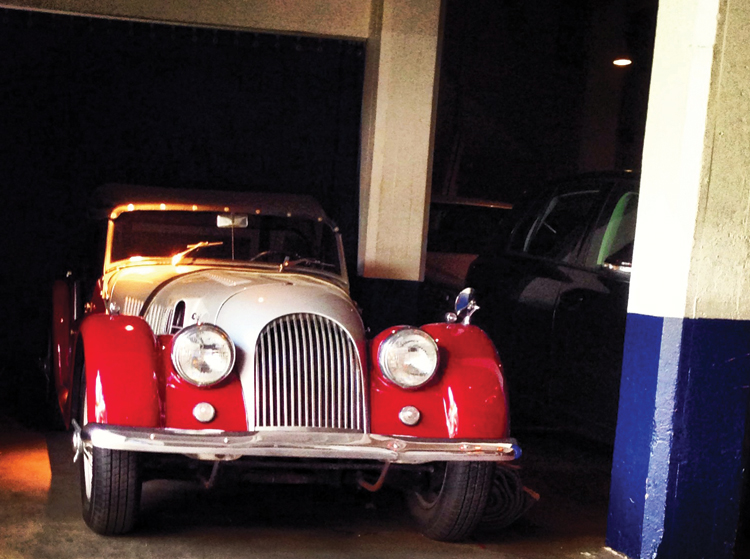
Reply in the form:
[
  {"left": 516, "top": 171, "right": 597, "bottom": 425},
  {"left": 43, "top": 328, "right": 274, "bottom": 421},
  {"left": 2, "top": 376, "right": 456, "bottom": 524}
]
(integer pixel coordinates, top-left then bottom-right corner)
[{"left": 77, "top": 424, "right": 521, "bottom": 465}]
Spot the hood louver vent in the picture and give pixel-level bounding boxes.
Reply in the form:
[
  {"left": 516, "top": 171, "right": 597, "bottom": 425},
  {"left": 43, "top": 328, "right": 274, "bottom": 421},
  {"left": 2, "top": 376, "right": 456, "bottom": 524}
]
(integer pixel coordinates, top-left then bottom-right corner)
[
  {"left": 170, "top": 301, "right": 186, "bottom": 334},
  {"left": 142, "top": 300, "right": 186, "bottom": 335},
  {"left": 143, "top": 303, "right": 168, "bottom": 334},
  {"left": 122, "top": 296, "right": 143, "bottom": 316}
]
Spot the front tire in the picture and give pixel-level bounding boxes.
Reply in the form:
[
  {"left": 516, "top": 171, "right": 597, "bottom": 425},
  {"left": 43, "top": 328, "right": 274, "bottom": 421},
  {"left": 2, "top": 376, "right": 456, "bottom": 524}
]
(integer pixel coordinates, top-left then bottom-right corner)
[
  {"left": 78, "top": 367, "right": 141, "bottom": 535},
  {"left": 407, "top": 461, "right": 494, "bottom": 542}
]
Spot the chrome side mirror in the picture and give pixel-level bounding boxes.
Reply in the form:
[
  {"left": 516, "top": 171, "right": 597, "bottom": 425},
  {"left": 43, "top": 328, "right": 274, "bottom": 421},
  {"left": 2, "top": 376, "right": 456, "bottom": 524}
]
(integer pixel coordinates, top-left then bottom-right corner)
[
  {"left": 446, "top": 287, "right": 480, "bottom": 325},
  {"left": 602, "top": 261, "right": 632, "bottom": 275}
]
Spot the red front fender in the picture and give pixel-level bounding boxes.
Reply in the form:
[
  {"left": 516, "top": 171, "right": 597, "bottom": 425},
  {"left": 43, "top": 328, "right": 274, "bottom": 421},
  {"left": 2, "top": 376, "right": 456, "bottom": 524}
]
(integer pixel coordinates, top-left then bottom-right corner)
[
  {"left": 369, "top": 323, "right": 510, "bottom": 439},
  {"left": 79, "top": 314, "right": 161, "bottom": 427}
]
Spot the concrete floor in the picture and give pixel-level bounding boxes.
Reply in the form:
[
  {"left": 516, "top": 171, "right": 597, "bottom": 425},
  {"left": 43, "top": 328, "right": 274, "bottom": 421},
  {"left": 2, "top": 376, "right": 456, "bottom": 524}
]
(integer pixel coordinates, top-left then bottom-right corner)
[{"left": 0, "top": 415, "right": 625, "bottom": 559}]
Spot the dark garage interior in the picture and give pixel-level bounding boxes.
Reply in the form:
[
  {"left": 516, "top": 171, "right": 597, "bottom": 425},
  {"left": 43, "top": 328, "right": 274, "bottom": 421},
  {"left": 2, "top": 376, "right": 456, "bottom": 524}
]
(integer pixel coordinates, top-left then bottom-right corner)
[
  {"left": 0, "top": 0, "right": 656, "bottom": 409},
  {"left": 0, "top": 9, "right": 364, "bottom": 394}
]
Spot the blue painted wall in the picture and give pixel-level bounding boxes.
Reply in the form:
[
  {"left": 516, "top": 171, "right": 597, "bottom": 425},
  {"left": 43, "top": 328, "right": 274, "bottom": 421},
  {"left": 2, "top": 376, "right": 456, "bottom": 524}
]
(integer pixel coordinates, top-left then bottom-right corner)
[{"left": 607, "top": 313, "right": 750, "bottom": 558}]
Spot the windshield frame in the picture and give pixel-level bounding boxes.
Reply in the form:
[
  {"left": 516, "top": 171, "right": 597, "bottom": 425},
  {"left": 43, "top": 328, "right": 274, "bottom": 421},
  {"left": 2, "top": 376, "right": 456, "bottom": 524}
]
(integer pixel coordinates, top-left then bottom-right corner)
[{"left": 103, "top": 202, "right": 348, "bottom": 287}]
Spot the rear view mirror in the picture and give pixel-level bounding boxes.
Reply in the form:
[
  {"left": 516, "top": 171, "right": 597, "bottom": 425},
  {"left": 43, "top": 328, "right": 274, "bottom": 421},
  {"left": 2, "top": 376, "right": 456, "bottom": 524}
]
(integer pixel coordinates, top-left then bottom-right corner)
[{"left": 217, "top": 214, "right": 248, "bottom": 228}]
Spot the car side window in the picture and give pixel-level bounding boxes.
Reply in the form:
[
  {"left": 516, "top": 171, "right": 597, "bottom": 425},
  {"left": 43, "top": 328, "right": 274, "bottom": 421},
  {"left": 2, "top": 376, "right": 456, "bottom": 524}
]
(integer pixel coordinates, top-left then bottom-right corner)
[
  {"left": 584, "top": 191, "right": 638, "bottom": 269},
  {"left": 520, "top": 190, "right": 599, "bottom": 260}
]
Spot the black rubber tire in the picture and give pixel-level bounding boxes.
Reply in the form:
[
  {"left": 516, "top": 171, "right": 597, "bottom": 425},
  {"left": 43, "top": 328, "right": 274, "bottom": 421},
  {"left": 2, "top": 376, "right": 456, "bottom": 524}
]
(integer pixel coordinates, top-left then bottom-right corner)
[
  {"left": 477, "top": 465, "right": 534, "bottom": 531},
  {"left": 80, "top": 446, "right": 141, "bottom": 535},
  {"left": 78, "top": 368, "right": 141, "bottom": 535},
  {"left": 407, "top": 461, "right": 494, "bottom": 542}
]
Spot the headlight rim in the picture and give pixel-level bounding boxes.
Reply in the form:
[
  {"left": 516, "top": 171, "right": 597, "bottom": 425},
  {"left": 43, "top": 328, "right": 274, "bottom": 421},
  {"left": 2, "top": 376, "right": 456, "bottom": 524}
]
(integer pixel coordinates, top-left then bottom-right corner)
[
  {"left": 377, "top": 327, "right": 440, "bottom": 390},
  {"left": 171, "top": 323, "right": 236, "bottom": 388}
]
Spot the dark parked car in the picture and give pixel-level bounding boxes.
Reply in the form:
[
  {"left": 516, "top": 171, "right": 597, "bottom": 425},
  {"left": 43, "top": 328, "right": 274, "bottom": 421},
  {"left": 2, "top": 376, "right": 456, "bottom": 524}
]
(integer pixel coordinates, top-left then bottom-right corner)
[{"left": 465, "top": 172, "right": 638, "bottom": 443}]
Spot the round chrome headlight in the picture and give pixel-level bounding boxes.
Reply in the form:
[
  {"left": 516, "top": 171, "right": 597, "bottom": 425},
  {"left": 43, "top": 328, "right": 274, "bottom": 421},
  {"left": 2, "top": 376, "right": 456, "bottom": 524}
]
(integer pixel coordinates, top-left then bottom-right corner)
[
  {"left": 171, "top": 324, "right": 236, "bottom": 387},
  {"left": 378, "top": 328, "right": 439, "bottom": 389}
]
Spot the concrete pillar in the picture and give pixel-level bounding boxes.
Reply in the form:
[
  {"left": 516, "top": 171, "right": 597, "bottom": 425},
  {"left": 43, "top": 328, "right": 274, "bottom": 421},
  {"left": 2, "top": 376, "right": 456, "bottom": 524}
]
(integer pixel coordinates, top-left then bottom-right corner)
[
  {"left": 358, "top": 0, "right": 443, "bottom": 281},
  {"left": 607, "top": 0, "right": 750, "bottom": 557}
]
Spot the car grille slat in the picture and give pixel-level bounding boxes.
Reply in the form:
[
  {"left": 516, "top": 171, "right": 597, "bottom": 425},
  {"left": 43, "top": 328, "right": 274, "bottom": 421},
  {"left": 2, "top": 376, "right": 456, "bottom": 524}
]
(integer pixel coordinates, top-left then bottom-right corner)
[
  {"left": 259, "top": 329, "right": 267, "bottom": 425},
  {"left": 254, "top": 313, "right": 364, "bottom": 431},
  {"left": 323, "top": 318, "right": 331, "bottom": 425},
  {"left": 292, "top": 318, "right": 303, "bottom": 426},
  {"left": 314, "top": 315, "right": 324, "bottom": 425}
]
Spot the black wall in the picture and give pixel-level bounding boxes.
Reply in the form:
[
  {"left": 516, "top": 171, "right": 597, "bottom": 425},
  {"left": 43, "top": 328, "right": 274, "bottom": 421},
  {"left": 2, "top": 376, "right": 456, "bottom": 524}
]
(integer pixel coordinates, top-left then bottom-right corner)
[{"left": 0, "top": 9, "right": 364, "bottom": 419}]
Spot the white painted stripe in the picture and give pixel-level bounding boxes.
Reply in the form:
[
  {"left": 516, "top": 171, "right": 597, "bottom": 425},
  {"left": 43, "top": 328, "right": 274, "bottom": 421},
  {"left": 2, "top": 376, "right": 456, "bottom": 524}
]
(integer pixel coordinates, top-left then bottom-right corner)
[{"left": 628, "top": 0, "right": 720, "bottom": 319}]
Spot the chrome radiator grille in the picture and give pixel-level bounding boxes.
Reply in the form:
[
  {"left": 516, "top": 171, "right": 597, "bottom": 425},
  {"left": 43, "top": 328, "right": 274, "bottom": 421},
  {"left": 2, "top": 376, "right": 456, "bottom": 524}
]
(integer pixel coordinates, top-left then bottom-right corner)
[{"left": 254, "top": 314, "right": 365, "bottom": 431}]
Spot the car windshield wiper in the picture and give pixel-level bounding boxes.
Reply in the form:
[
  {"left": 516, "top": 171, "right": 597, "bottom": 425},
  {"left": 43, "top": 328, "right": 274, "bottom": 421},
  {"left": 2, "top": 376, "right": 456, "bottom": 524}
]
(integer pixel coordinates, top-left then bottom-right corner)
[
  {"left": 280, "top": 257, "right": 337, "bottom": 272},
  {"left": 171, "top": 241, "right": 224, "bottom": 266}
]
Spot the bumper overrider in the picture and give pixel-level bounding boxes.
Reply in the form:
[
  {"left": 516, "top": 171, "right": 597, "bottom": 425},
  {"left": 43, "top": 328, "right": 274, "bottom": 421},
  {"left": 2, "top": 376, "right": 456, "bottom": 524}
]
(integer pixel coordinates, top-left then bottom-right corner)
[{"left": 73, "top": 422, "right": 521, "bottom": 464}]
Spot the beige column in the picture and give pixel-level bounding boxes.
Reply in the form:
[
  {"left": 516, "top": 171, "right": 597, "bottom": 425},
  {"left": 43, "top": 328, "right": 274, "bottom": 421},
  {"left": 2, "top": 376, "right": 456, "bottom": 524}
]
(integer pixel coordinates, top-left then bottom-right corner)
[
  {"left": 683, "top": 0, "right": 750, "bottom": 321},
  {"left": 628, "top": 0, "right": 750, "bottom": 322},
  {"left": 358, "top": 0, "right": 443, "bottom": 281}
]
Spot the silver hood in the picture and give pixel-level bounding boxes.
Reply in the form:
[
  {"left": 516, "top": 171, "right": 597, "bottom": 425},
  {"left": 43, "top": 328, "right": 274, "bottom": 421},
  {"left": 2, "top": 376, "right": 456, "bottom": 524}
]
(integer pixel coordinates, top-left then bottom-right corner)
[
  {"left": 106, "top": 265, "right": 363, "bottom": 337},
  {"left": 105, "top": 265, "right": 367, "bottom": 431}
]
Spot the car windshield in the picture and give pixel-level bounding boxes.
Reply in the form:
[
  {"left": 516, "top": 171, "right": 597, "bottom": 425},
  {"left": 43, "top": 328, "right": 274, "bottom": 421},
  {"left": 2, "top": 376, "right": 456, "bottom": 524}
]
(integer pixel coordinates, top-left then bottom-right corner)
[{"left": 109, "top": 210, "right": 342, "bottom": 275}]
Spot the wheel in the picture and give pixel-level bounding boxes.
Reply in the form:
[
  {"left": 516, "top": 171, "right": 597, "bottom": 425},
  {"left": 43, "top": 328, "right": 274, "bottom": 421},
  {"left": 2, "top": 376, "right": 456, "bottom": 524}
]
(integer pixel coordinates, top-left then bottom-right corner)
[
  {"left": 407, "top": 461, "right": 494, "bottom": 542},
  {"left": 78, "top": 367, "right": 141, "bottom": 535},
  {"left": 477, "top": 464, "right": 537, "bottom": 531}
]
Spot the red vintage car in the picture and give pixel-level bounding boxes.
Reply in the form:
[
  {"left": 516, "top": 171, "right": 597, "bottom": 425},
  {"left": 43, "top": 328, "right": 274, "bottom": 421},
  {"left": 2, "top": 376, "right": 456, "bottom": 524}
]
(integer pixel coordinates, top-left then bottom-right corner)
[{"left": 51, "top": 185, "right": 521, "bottom": 541}]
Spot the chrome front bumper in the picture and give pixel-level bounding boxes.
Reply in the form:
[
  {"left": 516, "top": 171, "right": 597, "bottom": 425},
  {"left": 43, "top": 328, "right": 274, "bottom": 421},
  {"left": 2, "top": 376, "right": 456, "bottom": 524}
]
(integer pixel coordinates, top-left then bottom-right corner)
[{"left": 73, "top": 422, "right": 521, "bottom": 464}]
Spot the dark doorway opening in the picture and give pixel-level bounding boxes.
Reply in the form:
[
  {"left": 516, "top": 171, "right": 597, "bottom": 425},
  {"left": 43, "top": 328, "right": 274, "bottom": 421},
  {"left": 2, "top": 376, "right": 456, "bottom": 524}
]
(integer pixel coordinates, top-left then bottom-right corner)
[{"left": 0, "top": 8, "right": 364, "bottom": 423}]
